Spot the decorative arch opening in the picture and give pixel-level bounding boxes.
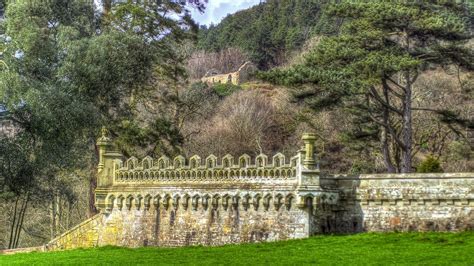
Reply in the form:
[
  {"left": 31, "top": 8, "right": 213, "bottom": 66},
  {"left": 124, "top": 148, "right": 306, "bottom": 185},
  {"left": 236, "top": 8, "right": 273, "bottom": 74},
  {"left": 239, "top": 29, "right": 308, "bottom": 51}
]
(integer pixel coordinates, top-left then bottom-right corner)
[
  {"left": 159, "top": 159, "right": 165, "bottom": 169},
  {"left": 274, "top": 158, "right": 280, "bottom": 167},
  {"left": 143, "top": 160, "right": 150, "bottom": 170}
]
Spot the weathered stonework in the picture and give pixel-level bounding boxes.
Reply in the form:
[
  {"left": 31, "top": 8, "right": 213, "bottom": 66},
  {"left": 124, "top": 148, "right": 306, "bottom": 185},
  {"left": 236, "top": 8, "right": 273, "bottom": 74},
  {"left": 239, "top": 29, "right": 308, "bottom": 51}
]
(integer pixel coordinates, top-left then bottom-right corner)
[
  {"left": 201, "top": 61, "right": 256, "bottom": 85},
  {"left": 0, "top": 111, "right": 18, "bottom": 138},
  {"left": 318, "top": 173, "right": 474, "bottom": 233},
  {"left": 44, "top": 131, "right": 474, "bottom": 251}
]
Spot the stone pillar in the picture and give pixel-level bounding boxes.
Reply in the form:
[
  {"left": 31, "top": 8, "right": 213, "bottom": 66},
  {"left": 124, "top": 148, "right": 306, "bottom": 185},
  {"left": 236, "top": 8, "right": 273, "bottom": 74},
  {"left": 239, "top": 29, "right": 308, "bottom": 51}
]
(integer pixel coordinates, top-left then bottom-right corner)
[
  {"left": 297, "top": 133, "right": 321, "bottom": 207},
  {"left": 302, "top": 133, "right": 317, "bottom": 169},
  {"left": 95, "top": 127, "right": 123, "bottom": 211},
  {"left": 97, "top": 127, "right": 112, "bottom": 172}
]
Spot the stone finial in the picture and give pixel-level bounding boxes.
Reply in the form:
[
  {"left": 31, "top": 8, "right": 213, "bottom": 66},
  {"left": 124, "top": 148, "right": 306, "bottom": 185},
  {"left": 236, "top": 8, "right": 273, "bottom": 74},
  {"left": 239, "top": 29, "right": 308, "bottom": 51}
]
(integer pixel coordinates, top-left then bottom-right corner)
[
  {"left": 302, "top": 133, "right": 317, "bottom": 169},
  {"left": 97, "top": 127, "right": 112, "bottom": 171},
  {"left": 98, "top": 126, "right": 111, "bottom": 143}
]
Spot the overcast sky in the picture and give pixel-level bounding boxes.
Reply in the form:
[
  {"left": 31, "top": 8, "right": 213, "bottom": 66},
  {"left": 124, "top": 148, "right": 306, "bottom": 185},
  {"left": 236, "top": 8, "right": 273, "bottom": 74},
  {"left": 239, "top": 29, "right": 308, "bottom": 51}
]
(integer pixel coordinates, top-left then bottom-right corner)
[{"left": 190, "top": 0, "right": 260, "bottom": 26}]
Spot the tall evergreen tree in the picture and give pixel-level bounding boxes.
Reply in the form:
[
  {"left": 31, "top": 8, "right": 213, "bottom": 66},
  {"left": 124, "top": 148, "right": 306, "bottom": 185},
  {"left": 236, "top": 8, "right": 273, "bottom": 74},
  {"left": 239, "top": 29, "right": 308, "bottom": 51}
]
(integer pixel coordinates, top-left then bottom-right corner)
[{"left": 262, "top": 1, "right": 473, "bottom": 173}]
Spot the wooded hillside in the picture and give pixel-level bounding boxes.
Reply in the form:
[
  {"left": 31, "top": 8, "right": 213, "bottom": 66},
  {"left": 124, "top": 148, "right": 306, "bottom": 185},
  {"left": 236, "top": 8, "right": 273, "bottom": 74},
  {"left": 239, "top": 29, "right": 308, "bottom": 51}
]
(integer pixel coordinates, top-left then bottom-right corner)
[{"left": 196, "top": 0, "right": 339, "bottom": 69}]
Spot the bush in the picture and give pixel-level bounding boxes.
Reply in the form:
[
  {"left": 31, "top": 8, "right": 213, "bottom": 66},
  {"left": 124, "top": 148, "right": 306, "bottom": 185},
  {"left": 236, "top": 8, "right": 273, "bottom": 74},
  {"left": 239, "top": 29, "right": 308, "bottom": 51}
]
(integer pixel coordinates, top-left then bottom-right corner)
[
  {"left": 211, "top": 83, "right": 241, "bottom": 97},
  {"left": 416, "top": 156, "right": 443, "bottom": 173},
  {"left": 349, "top": 160, "right": 375, "bottom": 174}
]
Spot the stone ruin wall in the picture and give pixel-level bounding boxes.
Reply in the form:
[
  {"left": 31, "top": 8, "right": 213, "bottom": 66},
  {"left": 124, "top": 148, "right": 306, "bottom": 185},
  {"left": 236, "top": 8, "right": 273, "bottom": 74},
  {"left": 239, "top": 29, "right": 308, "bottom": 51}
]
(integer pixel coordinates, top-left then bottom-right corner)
[
  {"left": 201, "top": 72, "right": 239, "bottom": 85},
  {"left": 0, "top": 115, "right": 18, "bottom": 138},
  {"left": 201, "top": 61, "right": 256, "bottom": 85},
  {"left": 42, "top": 131, "right": 474, "bottom": 251}
]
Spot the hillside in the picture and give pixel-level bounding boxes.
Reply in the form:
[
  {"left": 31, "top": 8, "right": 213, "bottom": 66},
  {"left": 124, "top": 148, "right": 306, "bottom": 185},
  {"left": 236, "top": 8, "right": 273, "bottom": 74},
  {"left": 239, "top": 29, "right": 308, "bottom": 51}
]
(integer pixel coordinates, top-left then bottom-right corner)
[
  {"left": 196, "top": 0, "right": 339, "bottom": 69},
  {"left": 188, "top": 1, "right": 473, "bottom": 174}
]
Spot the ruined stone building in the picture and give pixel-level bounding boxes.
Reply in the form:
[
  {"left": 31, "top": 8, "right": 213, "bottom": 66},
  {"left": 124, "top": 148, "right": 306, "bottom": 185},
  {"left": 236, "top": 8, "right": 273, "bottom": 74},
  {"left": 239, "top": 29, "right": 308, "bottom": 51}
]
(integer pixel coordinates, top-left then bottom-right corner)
[
  {"left": 201, "top": 61, "right": 257, "bottom": 85},
  {"left": 41, "top": 130, "right": 473, "bottom": 250},
  {"left": 0, "top": 111, "right": 17, "bottom": 138}
]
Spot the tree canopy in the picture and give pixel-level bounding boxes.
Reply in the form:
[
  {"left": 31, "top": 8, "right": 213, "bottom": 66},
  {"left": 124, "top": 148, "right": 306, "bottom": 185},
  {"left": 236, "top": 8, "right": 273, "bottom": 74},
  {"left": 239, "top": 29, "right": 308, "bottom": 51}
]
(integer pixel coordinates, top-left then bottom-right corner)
[
  {"left": 197, "top": 0, "right": 338, "bottom": 69},
  {"left": 262, "top": 0, "right": 473, "bottom": 173},
  {"left": 0, "top": 0, "right": 204, "bottom": 247}
]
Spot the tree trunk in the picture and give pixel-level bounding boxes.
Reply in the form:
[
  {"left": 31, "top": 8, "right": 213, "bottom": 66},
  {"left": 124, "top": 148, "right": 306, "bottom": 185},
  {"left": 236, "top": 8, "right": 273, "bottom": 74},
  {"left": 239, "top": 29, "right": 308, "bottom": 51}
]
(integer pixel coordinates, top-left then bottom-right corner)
[
  {"left": 55, "top": 194, "right": 61, "bottom": 234},
  {"left": 88, "top": 142, "right": 99, "bottom": 217},
  {"left": 8, "top": 194, "right": 29, "bottom": 249},
  {"left": 103, "top": 0, "right": 112, "bottom": 15},
  {"left": 382, "top": 83, "right": 396, "bottom": 173},
  {"left": 8, "top": 197, "right": 19, "bottom": 249},
  {"left": 13, "top": 194, "right": 29, "bottom": 248},
  {"left": 381, "top": 127, "right": 396, "bottom": 173},
  {"left": 67, "top": 201, "right": 71, "bottom": 230},
  {"left": 50, "top": 197, "right": 56, "bottom": 239},
  {"left": 401, "top": 72, "right": 413, "bottom": 173}
]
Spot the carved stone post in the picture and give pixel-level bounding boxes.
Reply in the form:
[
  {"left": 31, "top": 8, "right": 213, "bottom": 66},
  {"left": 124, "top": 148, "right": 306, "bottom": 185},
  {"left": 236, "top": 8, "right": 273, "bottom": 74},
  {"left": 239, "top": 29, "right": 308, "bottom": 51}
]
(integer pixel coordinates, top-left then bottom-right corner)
[
  {"left": 297, "top": 133, "right": 321, "bottom": 206},
  {"left": 302, "top": 133, "right": 317, "bottom": 169},
  {"left": 97, "top": 127, "right": 112, "bottom": 172},
  {"left": 95, "top": 127, "right": 123, "bottom": 211}
]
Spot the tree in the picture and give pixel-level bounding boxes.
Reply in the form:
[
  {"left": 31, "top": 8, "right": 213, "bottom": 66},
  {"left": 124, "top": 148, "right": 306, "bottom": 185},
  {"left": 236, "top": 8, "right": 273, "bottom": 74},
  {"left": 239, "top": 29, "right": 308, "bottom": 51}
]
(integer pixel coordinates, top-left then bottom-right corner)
[
  {"left": 262, "top": 1, "right": 473, "bottom": 173},
  {"left": 0, "top": 0, "right": 206, "bottom": 246},
  {"left": 197, "top": 0, "right": 336, "bottom": 69},
  {"left": 0, "top": 138, "right": 34, "bottom": 249},
  {"left": 47, "top": 0, "right": 205, "bottom": 216}
]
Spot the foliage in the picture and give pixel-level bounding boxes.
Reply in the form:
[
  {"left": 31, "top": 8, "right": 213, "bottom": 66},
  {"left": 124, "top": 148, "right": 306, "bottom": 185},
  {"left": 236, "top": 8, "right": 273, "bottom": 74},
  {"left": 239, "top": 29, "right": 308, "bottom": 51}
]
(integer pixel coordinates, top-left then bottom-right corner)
[
  {"left": 261, "top": 1, "right": 473, "bottom": 173},
  {"left": 197, "top": 0, "right": 338, "bottom": 69},
  {"left": 211, "top": 83, "right": 241, "bottom": 97},
  {"left": 416, "top": 156, "right": 443, "bottom": 173},
  {"left": 182, "top": 88, "right": 298, "bottom": 157},
  {"left": 349, "top": 160, "right": 376, "bottom": 175},
  {"left": 2, "top": 232, "right": 474, "bottom": 265},
  {"left": 0, "top": 0, "right": 205, "bottom": 248}
]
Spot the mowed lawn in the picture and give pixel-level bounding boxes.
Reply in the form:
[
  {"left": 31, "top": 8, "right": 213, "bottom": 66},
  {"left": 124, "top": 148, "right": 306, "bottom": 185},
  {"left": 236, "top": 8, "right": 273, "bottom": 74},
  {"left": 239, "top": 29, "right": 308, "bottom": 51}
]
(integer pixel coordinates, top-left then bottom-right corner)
[{"left": 2, "top": 232, "right": 474, "bottom": 265}]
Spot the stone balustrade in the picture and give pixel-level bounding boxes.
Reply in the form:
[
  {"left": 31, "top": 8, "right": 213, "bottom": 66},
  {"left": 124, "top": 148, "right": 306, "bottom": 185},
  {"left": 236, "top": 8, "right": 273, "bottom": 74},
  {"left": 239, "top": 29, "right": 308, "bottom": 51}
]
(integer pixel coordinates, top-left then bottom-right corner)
[{"left": 114, "top": 153, "right": 298, "bottom": 183}]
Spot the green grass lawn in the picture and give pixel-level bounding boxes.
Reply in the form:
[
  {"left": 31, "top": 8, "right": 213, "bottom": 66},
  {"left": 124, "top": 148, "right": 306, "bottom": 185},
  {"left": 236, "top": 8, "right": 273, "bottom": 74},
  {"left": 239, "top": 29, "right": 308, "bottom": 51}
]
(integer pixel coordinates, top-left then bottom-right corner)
[{"left": 2, "top": 232, "right": 474, "bottom": 265}]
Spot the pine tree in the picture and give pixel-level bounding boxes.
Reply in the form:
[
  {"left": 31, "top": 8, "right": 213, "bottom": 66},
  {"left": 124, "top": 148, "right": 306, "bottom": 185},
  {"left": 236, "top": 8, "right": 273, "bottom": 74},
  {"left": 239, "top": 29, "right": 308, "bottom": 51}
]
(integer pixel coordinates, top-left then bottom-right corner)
[{"left": 263, "top": 1, "right": 473, "bottom": 173}]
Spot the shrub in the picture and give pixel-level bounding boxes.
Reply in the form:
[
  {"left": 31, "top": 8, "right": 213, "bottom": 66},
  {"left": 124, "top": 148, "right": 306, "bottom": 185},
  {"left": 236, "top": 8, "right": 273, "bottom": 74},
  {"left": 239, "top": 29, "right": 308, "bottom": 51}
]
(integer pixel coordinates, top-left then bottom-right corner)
[
  {"left": 416, "top": 156, "right": 443, "bottom": 173},
  {"left": 212, "top": 83, "right": 241, "bottom": 97},
  {"left": 349, "top": 160, "right": 375, "bottom": 174}
]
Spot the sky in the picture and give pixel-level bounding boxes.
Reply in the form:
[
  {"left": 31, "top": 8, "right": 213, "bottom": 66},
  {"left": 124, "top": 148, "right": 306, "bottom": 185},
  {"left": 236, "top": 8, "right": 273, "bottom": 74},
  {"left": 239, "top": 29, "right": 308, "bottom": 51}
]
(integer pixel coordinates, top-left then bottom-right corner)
[
  {"left": 190, "top": 0, "right": 260, "bottom": 26},
  {"left": 90, "top": 1, "right": 259, "bottom": 26}
]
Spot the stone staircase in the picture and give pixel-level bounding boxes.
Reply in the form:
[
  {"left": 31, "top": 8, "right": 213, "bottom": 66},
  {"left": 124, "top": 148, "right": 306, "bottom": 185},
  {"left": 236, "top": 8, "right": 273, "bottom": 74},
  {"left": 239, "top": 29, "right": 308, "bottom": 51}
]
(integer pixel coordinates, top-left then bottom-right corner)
[{"left": 44, "top": 213, "right": 105, "bottom": 251}]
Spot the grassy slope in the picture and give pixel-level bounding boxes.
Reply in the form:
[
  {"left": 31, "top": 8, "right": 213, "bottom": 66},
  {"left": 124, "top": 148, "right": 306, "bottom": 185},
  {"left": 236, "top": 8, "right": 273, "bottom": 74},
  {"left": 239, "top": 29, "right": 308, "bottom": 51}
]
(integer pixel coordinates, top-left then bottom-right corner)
[{"left": 2, "top": 232, "right": 474, "bottom": 265}]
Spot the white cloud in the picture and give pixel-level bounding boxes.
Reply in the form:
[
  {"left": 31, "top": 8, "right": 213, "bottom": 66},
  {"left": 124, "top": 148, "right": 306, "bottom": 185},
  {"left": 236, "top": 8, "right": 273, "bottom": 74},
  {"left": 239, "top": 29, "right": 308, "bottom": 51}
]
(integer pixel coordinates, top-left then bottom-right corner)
[{"left": 191, "top": 0, "right": 260, "bottom": 26}]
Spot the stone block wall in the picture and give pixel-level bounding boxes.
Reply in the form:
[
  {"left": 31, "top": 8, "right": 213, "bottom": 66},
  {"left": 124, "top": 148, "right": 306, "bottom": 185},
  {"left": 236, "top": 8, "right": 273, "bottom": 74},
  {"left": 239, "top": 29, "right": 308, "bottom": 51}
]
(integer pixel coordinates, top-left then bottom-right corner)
[
  {"left": 43, "top": 132, "right": 473, "bottom": 250},
  {"left": 47, "top": 185, "right": 314, "bottom": 250},
  {"left": 317, "top": 173, "right": 474, "bottom": 233}
]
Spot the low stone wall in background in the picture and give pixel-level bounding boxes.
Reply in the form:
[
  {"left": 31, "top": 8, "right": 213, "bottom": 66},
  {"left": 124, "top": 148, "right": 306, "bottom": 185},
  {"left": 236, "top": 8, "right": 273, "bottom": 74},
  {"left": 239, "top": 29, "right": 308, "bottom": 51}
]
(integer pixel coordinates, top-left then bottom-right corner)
[{"left": 317, "top": 173, "right": 474, "bottom": 233}]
